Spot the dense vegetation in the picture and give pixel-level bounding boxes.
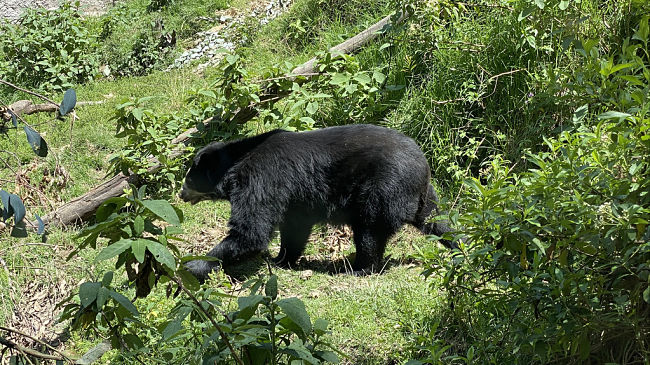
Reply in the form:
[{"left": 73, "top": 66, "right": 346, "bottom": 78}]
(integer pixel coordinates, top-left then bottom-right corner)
[{"left": 1, "top": 0, "right": 649, "bottom": 363}]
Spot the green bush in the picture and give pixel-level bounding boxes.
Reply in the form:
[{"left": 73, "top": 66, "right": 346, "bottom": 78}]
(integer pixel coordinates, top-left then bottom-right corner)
[
  {"left": 63, "top": 188, "right": 339, "bottom": 364},
  {"left": 414, "top": 12, "right": 650, "bottom": 364},
  {"left": 0, "top": 2, "right": 98, "bottom": 92}
]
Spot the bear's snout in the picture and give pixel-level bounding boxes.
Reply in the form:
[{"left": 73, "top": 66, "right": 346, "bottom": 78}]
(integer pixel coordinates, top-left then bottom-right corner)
[{"left": 179, "top": 185, "right": 203, "bottom": 205}]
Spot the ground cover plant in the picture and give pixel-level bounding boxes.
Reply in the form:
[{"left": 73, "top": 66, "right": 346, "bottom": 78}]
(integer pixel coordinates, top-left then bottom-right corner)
[{"left": 1, "top": 0, "right": 649, "bottom": 363}]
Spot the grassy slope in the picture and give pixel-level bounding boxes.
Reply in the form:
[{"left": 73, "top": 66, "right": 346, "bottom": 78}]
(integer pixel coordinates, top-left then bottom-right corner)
[{"left": 0, "top": 0, "right": 450, "bottom": 363}]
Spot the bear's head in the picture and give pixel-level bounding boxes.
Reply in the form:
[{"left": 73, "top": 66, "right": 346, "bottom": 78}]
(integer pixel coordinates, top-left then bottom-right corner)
[{"left": 179, "top": 142, "right": 233, "bottom": 204}]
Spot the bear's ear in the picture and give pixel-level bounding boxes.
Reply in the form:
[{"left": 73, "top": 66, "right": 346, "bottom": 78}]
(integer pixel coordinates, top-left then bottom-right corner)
[{"left": 194, "top": 142, "right": 226, "bottom": 168}]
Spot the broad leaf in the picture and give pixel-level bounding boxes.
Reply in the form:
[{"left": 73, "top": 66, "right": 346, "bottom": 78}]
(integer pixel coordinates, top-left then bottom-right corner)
[
  {"left": 95, "top": 197, "right": 128, "bottom": 222},
  {"left": 9, "top": 109, "right": 17, "bottom": 127},
  {"left": 24, "top": 125, "right": 48, "bottom": 157},
  {"left": 162, "top": 320, "right": 183, "bottom": 341},
  {"left": 79, "top": 282, "right": 101, "bottom": 308},
  {"left": 102, "top": 271, "right": 114, "bottom": 287},
  {"left": 96, "top": 286, "right": 110, "bottom": 309},
  {"left": 597, "top": 111, "right": 631, "bottom": 120},
  {"left": 277, "top": 297, "right": 312, "bottom": 335},
  {"left": 34, "top": 213, "right": 45, "bottom": 235},
  {"left": 59, "top": 88, "right": 77, "bottom": 116},
  {"left": 265, "top": 274, "right": 278, "bottom": 299},
  {"left": 315, "top": 350, "right": 339, "bottom": 363},
  {"left": 95, "top": 239, "right": 132, "bottom": 262},
  {"left": 131, "top": 239, "right": 148, "bottom": 263},
  {"left": 177, "top": 267, "right": 200, "bottom": 291},
  {"left": 146, "top": 241, "right": 176, "bottom": 270},
  {"left": 142, "top": 200, "right": 181, "bottom": 225},
  {"left": 133, "top": 215, "right": 144, "bottom": 236},
  {"left": 108, "top": 290, "right": 139, "bottom": 317}
]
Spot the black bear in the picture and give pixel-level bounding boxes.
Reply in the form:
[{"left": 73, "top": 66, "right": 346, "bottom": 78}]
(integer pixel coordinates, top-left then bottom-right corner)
[{"left": 180, "top": 124, "right": 456, "bottom": 281}]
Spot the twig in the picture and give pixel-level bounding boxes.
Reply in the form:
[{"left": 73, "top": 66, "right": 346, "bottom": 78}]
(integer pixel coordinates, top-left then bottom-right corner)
[
  {"left": 171, "top": 275, "right": 244, "bottom": 365},
  {"left": 256, "top": 72, "right": 321, "bottom": 83},
  {"left": 0, "top": 336, "right": 69, "bottom": 362},
  {"left": 455, "top": 1, "right": 514, "bottom": 11},
  {"left": 0, "top": 326, "right": 74, "bottom": 362},
  {"left": 0, "top": 99, "right": 38, "bottom": 132},
  {"left": 485, "top": 68, "right": 526, "bottom": 99},
  {"left": 0, "top": 79, "right": 58, "bottom": 106},
  {"left": 487, "top": 68, "right": 525, "bottom": 82},
  {"left": 431, "top": 97, "right": 465, "bottom": 105}
]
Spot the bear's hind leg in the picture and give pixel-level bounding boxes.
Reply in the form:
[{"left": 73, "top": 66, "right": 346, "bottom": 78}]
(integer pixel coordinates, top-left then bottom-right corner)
[
  {"left": 274, "top": 219, "right": 313, "bottom": 268},
  {"left": 350, "top": 224, "right": 394, "bottom": 275}
]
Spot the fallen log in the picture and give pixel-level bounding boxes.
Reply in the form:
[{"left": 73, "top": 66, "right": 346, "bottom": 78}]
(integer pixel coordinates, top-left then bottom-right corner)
[
  {"left": 0, "top": 100, "right": 104, "bottom": 120},
  {"left": 33, "top": 11, "right": 407, "bottom": 230}
]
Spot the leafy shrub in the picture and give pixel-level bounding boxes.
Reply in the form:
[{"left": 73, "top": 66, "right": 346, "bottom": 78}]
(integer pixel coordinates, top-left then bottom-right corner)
[
  {"left": 108, "top": 97, "right": 191, "bottom": 196},
  {"left": 414, "top": 13, "right": 650, "bottom": 364},
  {"left": 0, "top": 2, "right": 98, "bottom": 91},
  {"left": 65, "top": 188, "right": 339, "bottom": 363}
]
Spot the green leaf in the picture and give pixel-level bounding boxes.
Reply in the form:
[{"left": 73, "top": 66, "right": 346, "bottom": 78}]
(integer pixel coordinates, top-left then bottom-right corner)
[
  {"left": 24, "top": 125, "right": 48, "bottom": 157},
  {"left": 108, "top": 290, "right": 139, "bottom": 317},
  {"left": 572, "top": 104, "right": 588, "bottom": 123},
  {"left": 277, "top": 297, "right": 312, "bottom": 335},
  {"left": 329, "top": 73, "right": 350, "bottom": 85},
  {"left": 282, "top": 341, "right": 319, "bottom": 364},
  {"left": 146, "top": 241, "right": 176, "bottom": 270},
  {"left": 95, "top": 239, "right": 132, "bottom": 262},
  {"left": 142, "top": 200, "right": 181, "bottom": 225},
  {"left": 353, "top": 73, "right": 371, "bottom": 85},
  {"left": 59, "top": 88, "right": 76, "bottom": 116},
  {"left": 34, "top": 213, "right": 45, "bottom": 235},
  {"left": 96, "top": 197, "right": 128, "bottom": 222},
  {"left": 177, "top": 267, "right": 200, "bottom": 291},
  {"left": 162, "top": 320, "right": 183, "bottom": 340},
  {"left": 131, "top": 239, "right": 148, "bottom": 263},
  {"left": 132, "top": 108, "right": 143, "bottom": 122},
  {"left": 198, "top": 89, "right": 216, "bottom": 99},
  {"left": 313, "top": 318, "right": 329, "bottom": 336},
  {"left": 79, "top": 282, "right": 101, "bottom": 308},
  {"left": 96, "top": 286, "right": 109, "bottom": 309},
  {"left": 315, "top": 350, "right": 339, "bottom": 363},
  {"left": 643, "top": 286, "right": 650, "bottom": 304},
  {"left": 518, "top": 6, "right": 536, "bottom": 21},
  {"left": 608, "top": 62, "right": 634, "bottom": 74},
  {"left": 133, "top": 215, "right": 144, "bottom": 236},
  {"left": 102, "top": 271, "right": 114, "bottom": 287},
  {"left": 372, "top": 70, "right": 386, "bottom": 84},
  {"left": 597, "top": 111, "right": 631, "bottom": 121},
  {"left": 558, "top": 0, "right": 569, "bottom": 10},
  {"left": 265, "top": 274, "right": 278, "bottom": 299},
  {"left": 305, "top": 101, "right": 318, "bottom": 115}
]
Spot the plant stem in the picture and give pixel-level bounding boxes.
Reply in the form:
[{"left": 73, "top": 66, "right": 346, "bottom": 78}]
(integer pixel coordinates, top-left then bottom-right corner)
[
  {"left": 0, "top": 78, "right": 58, "bottom": 106},
  {"left": 171, "top": 275, "right": 245, "bottom": 365}
]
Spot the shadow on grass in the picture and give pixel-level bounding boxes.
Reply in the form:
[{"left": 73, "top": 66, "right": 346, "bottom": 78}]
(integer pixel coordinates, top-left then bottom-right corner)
[{"left": 222, "top": 252, "right": 420, "bottom": 280}]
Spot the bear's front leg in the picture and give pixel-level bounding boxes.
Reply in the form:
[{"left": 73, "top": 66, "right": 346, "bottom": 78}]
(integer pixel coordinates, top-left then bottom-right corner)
[{"left": 186, "top": 226, "right": 273, "bottom": 281}]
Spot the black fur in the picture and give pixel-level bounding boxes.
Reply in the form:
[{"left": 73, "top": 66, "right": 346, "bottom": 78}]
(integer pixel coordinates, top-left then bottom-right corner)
[{"left": 180, "top": 124, "right": 455, "bottom": 281}]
